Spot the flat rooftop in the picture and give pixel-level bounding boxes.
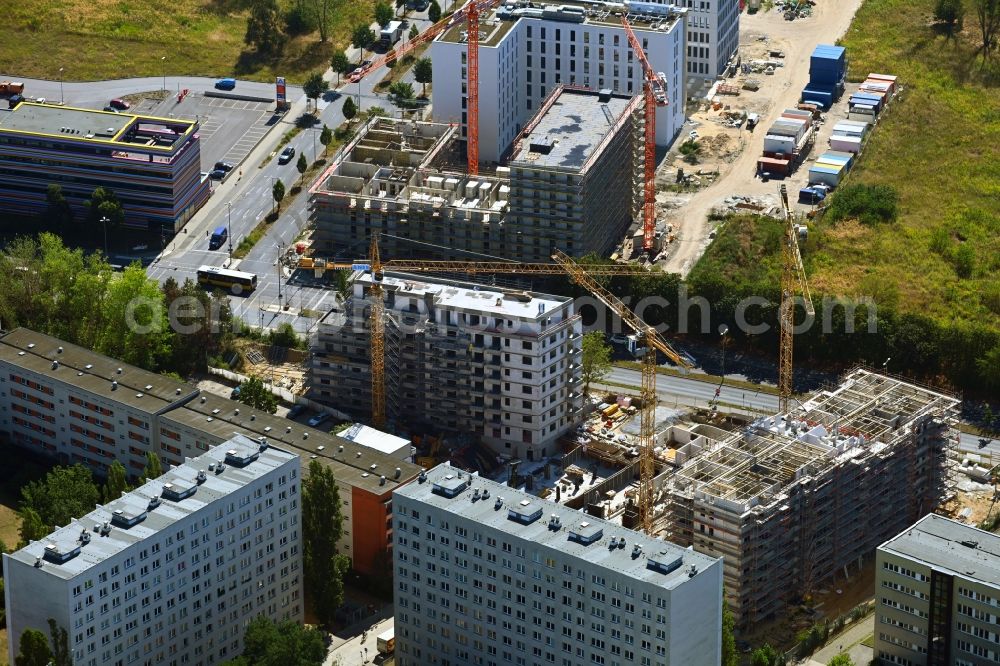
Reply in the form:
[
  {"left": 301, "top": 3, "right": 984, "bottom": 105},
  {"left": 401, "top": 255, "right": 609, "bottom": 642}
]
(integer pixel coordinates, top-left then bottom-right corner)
[
  {"left": 340, "top": 423, "right": 411, "bottom": 455},
  {"left": 163, "top": 390, "right": 422, "bottom": 495},
  {"left": 399, "top": 463, "right": 719, "bottom": 589},
  {"left": 0, "top": 328, "right": 197, "bottom": 413},
  {"left": 0, "top": 103, "right": 195, "bottom": 150},
  {"left": 880, "top": 514, "right": 1000, "bottom": 588},
  {"left": 6, "top": 436, "right": 295, "bottom": 580},
  {"left": 439, "top": 0, "right": 685, "bottom": 45},
  {"left": 358, "top": 271, "right": 572, "bottom": 320},
  {"left": 510, "top": 87, "right": 636, "bottom": 171},
  {"left": 669, "top": 369, "right": 960, "bottom": 509}
]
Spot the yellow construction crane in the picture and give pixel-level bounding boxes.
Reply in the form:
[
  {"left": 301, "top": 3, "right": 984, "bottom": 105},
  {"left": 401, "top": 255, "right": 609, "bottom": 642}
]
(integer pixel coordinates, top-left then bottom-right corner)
[
  {"left": 777, "top": 184, "right": 814, "bottom": 414},
  {"left": 551, "top": 249, "right": 691, "bottom": 535},
  {"left": 339, "top": 240, "right": 688, "bottom": 535}
]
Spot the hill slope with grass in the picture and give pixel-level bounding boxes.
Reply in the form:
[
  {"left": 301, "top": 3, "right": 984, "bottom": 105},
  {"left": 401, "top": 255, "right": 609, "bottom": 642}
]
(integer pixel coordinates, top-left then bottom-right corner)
[
  {"left": 3, "top": 0, "right": 375, "bottom": 82},
  {"left": 687, "top": 0, "right": 1000, "bottom": 392}
]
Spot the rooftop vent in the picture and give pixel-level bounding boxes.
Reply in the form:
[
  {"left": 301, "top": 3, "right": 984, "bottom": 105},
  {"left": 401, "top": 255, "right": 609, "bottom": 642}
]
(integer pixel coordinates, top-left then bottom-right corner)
[
  {"left": 116, "top": 367, "right": 122, "bottom": 374},
  {"left": 339, "top": 445, "right": 345, "bottom": 453},
  {"left": 472, "top": 488, "right": 482, "bottom": 501},
  {"left": 370, "top": 464, "right": 377, "bottom": 471},
  {"left": 494, "top": 497, "right": 504, "bottom": 510},
  {"left": 432, "top": 473, "right": 470, "bottom": 498},
  {"left": 380, "top": 475, "right": 386, "bottom": 486},
  {"left": 598, "top": 88, "right": 613, "bottom": 103},
  {"left": 317, "top": 445, "right": 325, "bottom": 451},
  {"left": 224, "top": 448, "right": 260, "bottom": 468},
  {"left": 144, "top": 384, "right": 152, "bottom": 391},
  {"left": 234, "top": 408, "right": 239, "bottom": 415},
  {"left": 632, "top": 544, "right": 642, "bottom": 559},
  {"left": 216, "top": 462, "right": 226, "bottom": 474},
  {"left": 51, "top": 360, "right": 59, "bottom": 370},
  {"left": 549, "top": 514, "right": 562, "bottom": 530},
  {"left": 85, "top": 364, "right": 93, "bottom": 369},
  {"left": 647, "top": 550, "right": 683, "bottom": 575},
  {"left": 569, "top": 521, "right": 603, "bottom": 545},
  {"left": 259, "top": 438, "right": 268, "bottom": 451},
  {"left": 508, "top": 499, "right": 543, "bottom": 525},
  {"left": 161, "top": 481, "right": 198, "bottom": 502},
  {"left": 27, "top": 343, "right": 35, "bottom": 349},
  {"left": 200, "top": 396, "right": 206, "bottom": 403},
  {"left": 111, "top": 380, "right": 118, "bottom": 390},
  {"left": 418, "top": 470, "right": 427, "bottom": 483},
  {"left": 111, "top": 508, "right": 148, "bottom": 529},
  {"left": 147, "top": 496, "right": 161, "bottom": 510},
  {"left": 196, "top": 470, "right": 207, "bottom": 484},
  {"left": 688, "top": 564, "right": 698, "bottom": 577},
  {"left": 57, "top": 346, "right": 63, "bottom": 353},
  {"left": 80, "top": 529, "right": 91, "bottom": 544},
  {"left": 394, "top": 467, "right": 401, "bottom": 479}
]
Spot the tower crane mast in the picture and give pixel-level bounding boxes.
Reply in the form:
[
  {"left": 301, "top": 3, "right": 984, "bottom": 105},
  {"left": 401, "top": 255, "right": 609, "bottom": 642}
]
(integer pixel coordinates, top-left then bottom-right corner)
[{"left": 777, "top": 184, "right": 814, "bottom": 414}]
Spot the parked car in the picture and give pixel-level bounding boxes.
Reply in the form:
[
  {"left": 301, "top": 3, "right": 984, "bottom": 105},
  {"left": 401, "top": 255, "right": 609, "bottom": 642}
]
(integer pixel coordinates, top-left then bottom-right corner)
[
  {"left": 287, "top": 404, "right": 306, "bottom": 419},
  {"left": 109, "top": 98, "right": 130, "bottom": 110},
  {"left": 103, "top": 106, "right": 120, "bottom": 113},
  {"left": 307, "top": 412, "right": 330, "bottom": 427},
  {"left": 230, "top": 386, "right": 241, "bottom": 400},
  {"left": 215, "top": 78, "right": 237, "bottom": 90},
  {"left": 214, "top": 161, "right": 234, "bottom": 172},
  {"left": 209, "top": 169, "right": 227, "bottom": 180},
  {"left": 277, "top": 146, "right": 296, "bottom": 164}
]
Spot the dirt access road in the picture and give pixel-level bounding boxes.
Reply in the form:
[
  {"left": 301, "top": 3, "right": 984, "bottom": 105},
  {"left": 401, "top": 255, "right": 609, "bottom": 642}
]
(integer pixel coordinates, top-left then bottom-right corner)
[{"left": 660, "top": 0, "right": 865, "bottom": 276}]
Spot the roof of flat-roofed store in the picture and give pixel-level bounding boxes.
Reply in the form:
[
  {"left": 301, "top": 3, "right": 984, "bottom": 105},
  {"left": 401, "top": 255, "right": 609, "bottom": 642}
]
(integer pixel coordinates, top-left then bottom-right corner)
[
  {"left": 880, "top": 514, "right": 1000, "bottom": 588},
  {"left": 0, "top": 103, "right": 195, "bottom": 149}
]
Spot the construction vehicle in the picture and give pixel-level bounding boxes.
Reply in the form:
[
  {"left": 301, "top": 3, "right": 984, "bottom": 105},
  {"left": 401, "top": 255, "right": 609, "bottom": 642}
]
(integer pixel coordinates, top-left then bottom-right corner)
[
  {"left": 621, "top": 16, "right": 669, "bottom": 254},
  {"left": 777, "top": 184, "right": 814, "bottom": 414}
]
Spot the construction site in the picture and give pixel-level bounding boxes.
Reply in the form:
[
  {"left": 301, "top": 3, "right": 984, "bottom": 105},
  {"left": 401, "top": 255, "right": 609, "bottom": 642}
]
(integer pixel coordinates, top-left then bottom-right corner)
[{"left": 660, "top": 368, "right": 961, "bottom": 630}]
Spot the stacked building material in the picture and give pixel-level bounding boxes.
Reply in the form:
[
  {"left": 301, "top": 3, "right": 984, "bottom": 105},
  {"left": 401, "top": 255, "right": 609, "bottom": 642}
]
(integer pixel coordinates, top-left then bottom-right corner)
[
  {"left": 758, "top": 109, "right": 814, "bottom": 174},
  {"left": 849, "top": 72, "right": 897, "bottom": 118},
  {"left": 802, "top": 44, "right": 846, "bottom": 109}
]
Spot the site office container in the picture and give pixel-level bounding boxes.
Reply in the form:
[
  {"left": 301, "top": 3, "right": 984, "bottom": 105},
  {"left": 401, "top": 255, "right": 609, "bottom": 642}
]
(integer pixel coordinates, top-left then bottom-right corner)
[{"left": 830, "top": 135, "right": 862, "bottom": 153}]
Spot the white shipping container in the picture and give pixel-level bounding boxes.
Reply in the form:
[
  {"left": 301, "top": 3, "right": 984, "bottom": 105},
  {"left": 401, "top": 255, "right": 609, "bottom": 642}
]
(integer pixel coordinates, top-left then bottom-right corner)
[
  {"left": 830, "top": 135, "right": 862, "bottom": 153},
  {"left": 808, "top": 167, "right": 842, "bottom": 187},
  {"left": 763, "top": 134, "right": 796, "bottom": 154}
]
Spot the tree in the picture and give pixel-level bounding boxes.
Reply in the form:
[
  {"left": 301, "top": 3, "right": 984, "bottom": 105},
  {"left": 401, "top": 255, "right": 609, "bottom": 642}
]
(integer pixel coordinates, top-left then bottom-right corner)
[
  {"left": 144, "top": 452, "right": 163, "bottom": 480},
  {"left": 828, "top": 655, "right": 855, "bottom": 666},
  {"left": 973, "top": 0, "right": 1000, "bottom": 58},
  {"left": 245, "top": 0, "right": 284, "bottom": 53},
  {"left": 49, "top": 619, "right": 71, "bottom": 666},
  {"left": 273, "top": 178, "right": 286, "bottom": 213},
  {"left": 303, "top": 459, "right": 351, "bottom": 625},
  {"left": 270, "top": 321, "right": 302, "bottom": 349},
  {"left": 721, "top": 593, "right": 738, "bottom": 666},
  {"left": 315, "top": 0, "right": 335, "bottom": 42},
  {"left": 96, "top": 264, "right": 172, "bottom": 370},
  {"left": 19, "top": 464, "right": 101, "bottom": 541},
  {"left": 679, "top": 139, "right": 702, "bottom": 164},
  {"left": 85, "top": 186, "right": 125, "bottom": 236},
  {"left": 751, "top": 644, "right": 782, "bottom": 666},
  {"left": 319, "top": 124, "right": 333, "bottom": 154},
  {"left": 238, "top": 375, "right": 278, "bottom": 414},
  {"left": 302, "top": 71, "right": 329, "bottom": 111},
  {"left": 389, "top": 80, "right": 416, "bottom": 107},
  {"left": 284, "top": 0, "right": 316, "bottom": 35},
  {"left": 978, "top": 344, "right": 1000, "bottom": 389},
  {"left": 342, "top": 96, "right": 357, "bottom": 120},
  {"left": 409, "top": 23, "right": 420, "bottom": 40},
  {"left": 331, "top": 51, "right": 350, "bottom": 85},
  {"left": 103, "top": 460, "right": 130, "bottom": 503},
  {"left": 935, "top": 0, "right": 965, "bottom": 27},
  {"left": 351, "top": 24, "right": 376, "bottom": 61},
  {"left": 428, "top": 0, "right": 442, "bottom": 22},
  {"left": 296, "top": 153, "right": 309, "bottom": 184},
  {"left": 18, "top": 507, "right": 48, "bottom": 546},
  {"left": 45, "top": 184, "right": 73, "bottom": 231},
  {"left": 414, "top": 57, "right": 433, "bottom": 95},
  {"left": 230, "top": 616, "right": 326, "bottom": 666},
  {"left": 375, "top": 0, "right": 394, "bottom": 26},
  {"left": 386, "top": 47, "right": 398, "bottom": 68},
  {"left": 14, "top": 628, "right": 51, "bottom": 666},
  {"left": 581, "top": 331, "right": 612, "bottom": 394}
]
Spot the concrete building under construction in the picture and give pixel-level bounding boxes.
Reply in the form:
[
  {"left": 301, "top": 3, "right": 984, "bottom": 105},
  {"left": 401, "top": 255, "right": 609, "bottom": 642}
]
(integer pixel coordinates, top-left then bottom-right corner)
[
  {"left": 662, "top": 369, "right": 961, "bottom": 629},
  {"left": 308, "top": 87, "right": 641, "bottom": 262}
]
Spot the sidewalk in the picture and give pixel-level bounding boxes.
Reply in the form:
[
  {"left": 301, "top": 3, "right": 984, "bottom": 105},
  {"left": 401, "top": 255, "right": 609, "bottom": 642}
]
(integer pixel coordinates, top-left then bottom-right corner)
[{"left": 807, "top": 614, "right": 874, "bottom": 666}]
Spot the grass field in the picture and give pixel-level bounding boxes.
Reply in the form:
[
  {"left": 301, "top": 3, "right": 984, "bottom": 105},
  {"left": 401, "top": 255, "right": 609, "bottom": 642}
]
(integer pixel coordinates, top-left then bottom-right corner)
[
  {"left": 806, "top": 0, "right": 1000, "bottom": 324},
  {"left": 3, "top": 0, "right": 376, "bottom": 83}
]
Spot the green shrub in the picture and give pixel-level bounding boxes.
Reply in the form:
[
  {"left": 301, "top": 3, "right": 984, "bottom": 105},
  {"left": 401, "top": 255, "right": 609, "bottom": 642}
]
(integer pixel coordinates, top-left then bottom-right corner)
[{"left": 825, "top": 184, "right": 899, "bottom": 226}]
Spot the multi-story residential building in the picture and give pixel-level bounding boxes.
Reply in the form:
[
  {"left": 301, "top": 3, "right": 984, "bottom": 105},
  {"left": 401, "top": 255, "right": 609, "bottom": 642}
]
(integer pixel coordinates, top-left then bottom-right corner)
[
  {"left": 392, "top": 463, "right": 723, "bottom": 666},
  {"left": 431, "top": 0, "right": 687, "bottom": 163},
  {"left": 3, "top": 435, "right": 301, "bottom": 666},
  {"left": 663, "top": 369, "right": 961, "bottom": 629},
  {"left": 311, "top": 271, "right": 584, "bottom": 460},
  {"left": 0, "top": 102, "right": 210, "bottom": 232},
  {"left": 506, "top": 86, "right": 642, "bottom": 261},
  {"left": 0, "top": 327, "right": 422, "bottom": 577},
  {"left": 675, "top": 0, "right": 741, "bottom": 88},
  {"left": 875, "top": 514, "right": 1000, "bottom": 666}
]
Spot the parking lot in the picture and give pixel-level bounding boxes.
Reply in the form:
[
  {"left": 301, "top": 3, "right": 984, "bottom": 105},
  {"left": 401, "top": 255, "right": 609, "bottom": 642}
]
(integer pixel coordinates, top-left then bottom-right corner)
[{"left": 134, "top": 92, "right": 278, "bottom": 172}]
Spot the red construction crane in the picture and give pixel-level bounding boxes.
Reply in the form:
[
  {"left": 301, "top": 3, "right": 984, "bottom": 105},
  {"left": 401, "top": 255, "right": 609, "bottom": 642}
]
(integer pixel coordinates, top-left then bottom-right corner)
[
  {"left": 621, "top": 16, "right": 669, "bottom": 253},
  {"left": 347, "top": 0, "right": 501, "bottom": 176}
]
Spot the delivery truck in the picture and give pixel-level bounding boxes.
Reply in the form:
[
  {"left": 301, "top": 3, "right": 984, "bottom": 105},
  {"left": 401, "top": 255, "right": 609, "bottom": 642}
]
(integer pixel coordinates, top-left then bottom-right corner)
[
  {"left": 377, "top": 628, "right": 395, "bottom": 655},
  {"left": 380, "top": 21, "right": 404, "bottom": 47}
]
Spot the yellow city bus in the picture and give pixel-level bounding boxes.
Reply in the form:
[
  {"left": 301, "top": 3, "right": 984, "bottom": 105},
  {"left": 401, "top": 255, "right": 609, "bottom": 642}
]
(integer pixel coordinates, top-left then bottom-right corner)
[{"left": 196, "top": 265, "right": 257, "bottom": 294}]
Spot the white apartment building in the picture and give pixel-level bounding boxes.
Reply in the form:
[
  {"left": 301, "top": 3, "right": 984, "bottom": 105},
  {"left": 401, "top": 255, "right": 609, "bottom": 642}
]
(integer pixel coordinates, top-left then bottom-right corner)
[
  {"left": 875, "top": 514, "right": 1000, "bottom": 666},
  {"left": 312, "top": 272, "right": 585, "bottom": 460},
  {"left": 674, "top": 0, "right": 740, "bottom": 87},
  {"left": 3, "top": 435, "right": 302, "bottom": 666},
  {"left": 392, "top": 463, "right": 723, "bottom": 666},
  {"left": 431, "top": 0, "right": 687, "bottom": 163}
]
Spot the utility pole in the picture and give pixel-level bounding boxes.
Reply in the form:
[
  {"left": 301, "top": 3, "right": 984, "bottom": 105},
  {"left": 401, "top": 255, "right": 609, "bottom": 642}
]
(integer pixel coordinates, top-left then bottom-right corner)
[
  {"left": 59, "top": 67, "right": 64, "bottom": 105},
  {"left": 100, "top": 216, "right": 109, "bottom": 257},
  {"left": 227, "top": 202, "right": 233, "bottom": 262},
  {"left": 161, "top": 56, "right": 166, "bottom": 92}
]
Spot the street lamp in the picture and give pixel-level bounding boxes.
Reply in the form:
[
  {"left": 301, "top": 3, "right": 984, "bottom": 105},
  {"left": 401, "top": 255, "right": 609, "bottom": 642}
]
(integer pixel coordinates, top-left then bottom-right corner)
[
  {"left": 99, "top": 216, "right": 109, "bottom": 257},
  {"left": 226, "top": 202, "right": 233, "bottom": 262},
  {"left": 59, "top": 67, "right": 64, "bottom": 105},
  {"left": 161, "top": 56, "right": 166, "bottom": 93}
]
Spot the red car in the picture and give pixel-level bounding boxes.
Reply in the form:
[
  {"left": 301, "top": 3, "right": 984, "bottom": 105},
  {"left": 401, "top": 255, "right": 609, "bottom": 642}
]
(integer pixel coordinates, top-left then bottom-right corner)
[
  {"left": 349, "top": 61, "right": 373, "bottom": 83},
  {"left": 109, "top": 98, "right": 130, "bottom": 110}
]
